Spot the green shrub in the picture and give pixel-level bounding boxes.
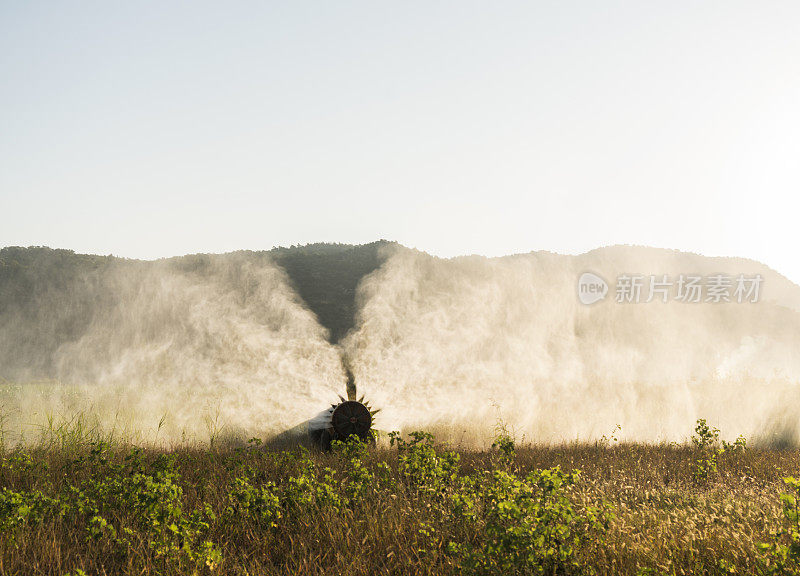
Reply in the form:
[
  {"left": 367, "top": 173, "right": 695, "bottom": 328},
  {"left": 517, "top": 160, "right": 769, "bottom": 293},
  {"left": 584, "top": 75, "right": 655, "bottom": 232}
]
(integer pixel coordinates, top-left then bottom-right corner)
[
  {"left": 491, "top": 433, "right": 516, "bottom": 468},
  {"left": 0, "top": 487, "right": 61, "bottom": 542},
  {"left": 390, "top": 431, "right": 460, "bottom": 495},
  {"left": 692, "top": 419, "right": 724, "bottom": 485},
  {"left": 64, "top": 444, "right": 221, "bottom": 571},
  {"left": 451, "top": 466, "right": 611, "bottom": 576},
  {"left": 227, "top": 475, "right": 282, "bottom": 528},
  {"left": 759, "top": 476, "right": 800, "bottom": 574},
  {"left": 332, "top": 434, "right": 374, "bottom": 501}
]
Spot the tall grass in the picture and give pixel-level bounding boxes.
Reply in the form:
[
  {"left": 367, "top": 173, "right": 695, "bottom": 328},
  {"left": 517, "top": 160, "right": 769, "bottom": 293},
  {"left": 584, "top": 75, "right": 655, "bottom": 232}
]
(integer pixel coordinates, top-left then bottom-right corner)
[{"left": 1, "top": 423, "right": 800, "bottom": 575}]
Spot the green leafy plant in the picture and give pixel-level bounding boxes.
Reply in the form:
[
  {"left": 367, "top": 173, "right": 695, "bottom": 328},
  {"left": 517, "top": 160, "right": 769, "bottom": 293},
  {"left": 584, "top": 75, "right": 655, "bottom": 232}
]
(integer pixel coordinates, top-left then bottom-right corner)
[
  {"left": 692, "top": 419, "right": 724, "bottom": 485},
  {"left": 451, "top": 466, "right": 611, "bottom": 575},
  {"left": 390, "top": 431, "right": 460, "bottom": 495},
  {"left": 227, "top": 475, "right": 282, "bottom": 528},
  {"left": 63, "top": 444, "right": 221, "bottom": 571},
  {"left": 723, "top": 434, "right": 748, "bottom": 453},
  {"left": 0, "top": 487, "right": 61, "bottom": 542},
  {"left": 759, "top": 476, "right": 800, "bottom": 574},
  {"left": 332, "top": 434, "right": 374, "bottom": 501},
  {"left": 491, "top": 431, "right": 516, "bottom": 468}
]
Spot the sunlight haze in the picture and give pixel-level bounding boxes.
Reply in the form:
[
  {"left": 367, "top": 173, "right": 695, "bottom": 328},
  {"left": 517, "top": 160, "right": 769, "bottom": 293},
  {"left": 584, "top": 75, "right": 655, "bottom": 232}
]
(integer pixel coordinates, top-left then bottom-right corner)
[{"left": 1, "top": 1, "right": 798, "bottom": 282}]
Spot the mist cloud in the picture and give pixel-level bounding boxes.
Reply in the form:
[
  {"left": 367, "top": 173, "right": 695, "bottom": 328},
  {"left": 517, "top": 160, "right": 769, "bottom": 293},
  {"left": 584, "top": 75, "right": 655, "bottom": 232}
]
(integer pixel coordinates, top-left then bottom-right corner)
[{"left": 344, "top": 245, "right": 800, "bottom": 445}]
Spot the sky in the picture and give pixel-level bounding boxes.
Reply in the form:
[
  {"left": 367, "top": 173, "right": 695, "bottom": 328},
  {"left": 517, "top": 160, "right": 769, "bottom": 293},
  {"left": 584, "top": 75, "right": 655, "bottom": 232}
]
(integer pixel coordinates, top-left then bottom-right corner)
[{"left": 1, "top": 2, "right": 799, "bottom": 283}]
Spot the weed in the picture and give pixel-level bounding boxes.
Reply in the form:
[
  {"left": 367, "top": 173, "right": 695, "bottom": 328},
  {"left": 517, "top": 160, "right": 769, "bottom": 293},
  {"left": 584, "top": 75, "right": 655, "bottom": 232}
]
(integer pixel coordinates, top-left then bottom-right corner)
[
  {"left": 692, "top": 419, "right": 724, "bottom": 485},
  {"left": 0, "top": 424, "right": 795, "bottom": 575},
  {"left": 759, "top": 476, "right": 800, "bottom": 574}
]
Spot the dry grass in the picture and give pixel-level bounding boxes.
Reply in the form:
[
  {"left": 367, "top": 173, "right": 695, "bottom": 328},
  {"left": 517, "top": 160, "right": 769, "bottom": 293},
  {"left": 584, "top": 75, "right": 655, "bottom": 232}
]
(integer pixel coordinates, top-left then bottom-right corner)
[{"left": 1, "top": 435, "right": 799, "bottom": 575}]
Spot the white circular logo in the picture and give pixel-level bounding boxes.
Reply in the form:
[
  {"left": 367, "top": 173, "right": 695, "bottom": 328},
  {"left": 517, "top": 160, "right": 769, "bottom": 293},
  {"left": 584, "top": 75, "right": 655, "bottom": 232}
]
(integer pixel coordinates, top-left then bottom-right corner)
[{"left": 577, "top": 272, "right": 608, "bottom": 305}]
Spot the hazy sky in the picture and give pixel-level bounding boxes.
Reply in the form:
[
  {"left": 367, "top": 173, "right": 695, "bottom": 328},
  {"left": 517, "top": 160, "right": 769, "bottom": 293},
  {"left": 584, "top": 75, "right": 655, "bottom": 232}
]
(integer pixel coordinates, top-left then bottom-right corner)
[{"left": 1, "top": 2, "right": 799, "bottom": 282}]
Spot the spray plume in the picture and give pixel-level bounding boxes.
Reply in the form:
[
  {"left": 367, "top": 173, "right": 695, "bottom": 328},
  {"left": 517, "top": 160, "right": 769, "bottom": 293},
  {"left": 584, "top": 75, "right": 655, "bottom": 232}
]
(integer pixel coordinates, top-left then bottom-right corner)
[
  {"left": 0, "top": 251, "right": 346, "bottom": 444},
  {"left": 2, "top": 244, "right": 799, "bottom": 446},
  {"left": 343, "top": 245, "right": 800, "bottom": 445}
]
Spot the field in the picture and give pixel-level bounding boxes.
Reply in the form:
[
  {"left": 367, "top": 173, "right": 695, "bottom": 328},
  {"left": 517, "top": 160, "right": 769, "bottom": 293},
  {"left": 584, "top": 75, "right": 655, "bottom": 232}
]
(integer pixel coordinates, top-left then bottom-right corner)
[{"left": 2, "top": 424, "right": 800, "bottom": 576}]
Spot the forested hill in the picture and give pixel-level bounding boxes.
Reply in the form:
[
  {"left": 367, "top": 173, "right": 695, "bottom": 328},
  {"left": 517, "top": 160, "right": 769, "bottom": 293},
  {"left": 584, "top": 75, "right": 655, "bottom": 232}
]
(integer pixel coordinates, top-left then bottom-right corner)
[
  {"left": 0, "top": 242, "right": 393, "bottom": 367},
  {"left": 268, "top": 242, "right": 391, "bottom": 342}
]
